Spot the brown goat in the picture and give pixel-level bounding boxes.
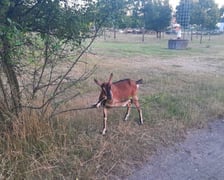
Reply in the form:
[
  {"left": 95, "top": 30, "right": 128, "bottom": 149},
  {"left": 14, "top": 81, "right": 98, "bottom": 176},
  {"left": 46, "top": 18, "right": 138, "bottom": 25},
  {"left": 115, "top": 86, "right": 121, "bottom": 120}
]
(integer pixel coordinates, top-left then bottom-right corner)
[{"left": 94, "top": 73, "right": 143, "bottom": 135}]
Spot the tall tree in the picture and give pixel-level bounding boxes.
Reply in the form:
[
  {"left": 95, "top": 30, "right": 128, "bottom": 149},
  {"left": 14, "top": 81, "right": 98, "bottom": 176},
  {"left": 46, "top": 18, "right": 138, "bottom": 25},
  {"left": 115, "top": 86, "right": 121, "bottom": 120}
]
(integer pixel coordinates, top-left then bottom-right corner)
[
  {"left": 143, "top": 0, "right": 172, "bottom": 38},
  {"left": 0, "top": 0, "right": 123, "bottom": 121},
  {"left": 219, "top": 5, "right": 224, "bottom": 19},
  {"left": 190, "top": 0, "right": 220, "bottom": 30}
]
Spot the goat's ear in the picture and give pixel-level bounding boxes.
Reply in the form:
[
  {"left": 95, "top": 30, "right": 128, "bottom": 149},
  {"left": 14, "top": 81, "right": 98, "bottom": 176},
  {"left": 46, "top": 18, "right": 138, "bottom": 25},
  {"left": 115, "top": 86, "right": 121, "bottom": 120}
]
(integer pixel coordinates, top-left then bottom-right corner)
[
  {"left": 108, "top": 73, "right": 113, "bottom": 84},
  {"left": 94, "top": 78, "right": 101, "bottom": 86}
]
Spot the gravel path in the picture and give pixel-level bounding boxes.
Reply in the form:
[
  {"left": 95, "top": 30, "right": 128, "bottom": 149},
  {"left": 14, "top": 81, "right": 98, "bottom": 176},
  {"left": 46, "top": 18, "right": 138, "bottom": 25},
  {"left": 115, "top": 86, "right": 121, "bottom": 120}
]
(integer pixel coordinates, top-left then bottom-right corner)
[{"left": 128, "top": 120, "right": 224, "bottom": 180}]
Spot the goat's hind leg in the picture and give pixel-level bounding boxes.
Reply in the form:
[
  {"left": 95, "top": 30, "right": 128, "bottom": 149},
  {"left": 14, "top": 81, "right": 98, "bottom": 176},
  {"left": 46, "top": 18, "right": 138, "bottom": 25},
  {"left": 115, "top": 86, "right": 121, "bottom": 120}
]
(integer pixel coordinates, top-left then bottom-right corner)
[
  {"left": 133, "top": 98, "right": 143, "bottom": 125},
  {"left": 138, "top": 108, "right": 143, "bottom": 125}
]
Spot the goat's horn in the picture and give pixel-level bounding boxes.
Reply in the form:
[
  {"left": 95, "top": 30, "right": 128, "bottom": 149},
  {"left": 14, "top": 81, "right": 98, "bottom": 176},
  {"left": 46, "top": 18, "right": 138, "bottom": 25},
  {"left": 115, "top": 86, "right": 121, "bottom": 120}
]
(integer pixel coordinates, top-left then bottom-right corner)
[{"left": 108, "top": 73, "right": 113, "bottom": 83}]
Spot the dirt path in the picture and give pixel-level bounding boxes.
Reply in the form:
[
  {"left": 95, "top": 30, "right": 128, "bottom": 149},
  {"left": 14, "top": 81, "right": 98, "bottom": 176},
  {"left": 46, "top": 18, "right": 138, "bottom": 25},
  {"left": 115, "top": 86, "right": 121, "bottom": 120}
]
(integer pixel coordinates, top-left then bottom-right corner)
[{"left": 128, "top": 119, "right": 224, "bottom": 180}]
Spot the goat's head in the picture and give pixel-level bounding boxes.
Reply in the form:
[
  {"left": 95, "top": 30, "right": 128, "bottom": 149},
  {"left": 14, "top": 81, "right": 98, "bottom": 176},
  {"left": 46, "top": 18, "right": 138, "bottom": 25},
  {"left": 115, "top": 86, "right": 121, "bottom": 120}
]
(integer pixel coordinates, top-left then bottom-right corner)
[{"left": 94, "top": 73, "right": 113, "bottom": 108}]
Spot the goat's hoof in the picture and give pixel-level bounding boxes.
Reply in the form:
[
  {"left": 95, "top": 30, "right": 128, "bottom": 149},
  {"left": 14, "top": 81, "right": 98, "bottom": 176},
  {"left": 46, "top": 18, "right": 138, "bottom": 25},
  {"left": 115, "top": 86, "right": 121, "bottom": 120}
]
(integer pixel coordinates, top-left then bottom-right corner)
[{"left": 102, "top": 129, "right": 107, "bottom": 135}]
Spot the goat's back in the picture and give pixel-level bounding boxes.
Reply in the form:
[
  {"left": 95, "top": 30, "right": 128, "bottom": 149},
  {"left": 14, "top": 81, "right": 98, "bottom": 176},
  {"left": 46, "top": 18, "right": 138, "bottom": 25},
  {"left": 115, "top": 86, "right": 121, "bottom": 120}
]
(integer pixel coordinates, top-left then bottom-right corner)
[{"left": 111, "top": 79, "right": 139, "bottom": 100}]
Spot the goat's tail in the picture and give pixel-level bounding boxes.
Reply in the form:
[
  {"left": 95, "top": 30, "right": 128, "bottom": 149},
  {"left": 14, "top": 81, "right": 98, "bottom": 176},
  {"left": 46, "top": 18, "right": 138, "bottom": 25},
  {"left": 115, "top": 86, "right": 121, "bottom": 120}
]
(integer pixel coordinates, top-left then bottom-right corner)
[{"left": 136, "top": 79, "right": 143, "bottom": 84}]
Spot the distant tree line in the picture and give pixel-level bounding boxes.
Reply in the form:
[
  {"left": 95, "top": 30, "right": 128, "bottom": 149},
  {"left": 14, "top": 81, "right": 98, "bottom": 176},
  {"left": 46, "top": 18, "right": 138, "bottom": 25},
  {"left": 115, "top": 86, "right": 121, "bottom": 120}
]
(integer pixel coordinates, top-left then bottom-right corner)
[
  {"left": 108, "top": 0, "right": 173, "bottom": 39},
  {"left": 106, "top": 0, "right": 223, "bottom": 35}
]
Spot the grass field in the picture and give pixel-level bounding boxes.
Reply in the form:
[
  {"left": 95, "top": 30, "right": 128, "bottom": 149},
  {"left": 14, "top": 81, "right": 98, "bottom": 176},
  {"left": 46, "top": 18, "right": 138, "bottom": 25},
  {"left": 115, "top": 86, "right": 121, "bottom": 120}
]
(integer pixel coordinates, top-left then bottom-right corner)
[{"left": 1, "top": 32, "right": 224, "bottom": 179}]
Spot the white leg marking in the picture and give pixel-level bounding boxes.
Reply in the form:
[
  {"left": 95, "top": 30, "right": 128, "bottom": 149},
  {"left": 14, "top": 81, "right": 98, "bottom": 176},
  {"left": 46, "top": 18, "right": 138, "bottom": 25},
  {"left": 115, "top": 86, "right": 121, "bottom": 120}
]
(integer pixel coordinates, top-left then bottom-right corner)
[
  {"left": 102, "top": 108, "right": 107, "bottom": 135},
  {"left": 102, "top": 127, "right": 107, "bottom": 135},
  {"left": 124, "top": 102, "right": 132, "bottom": 121},
  {"left": 102, "top": 117, "right": 107, "bottom": 135}
]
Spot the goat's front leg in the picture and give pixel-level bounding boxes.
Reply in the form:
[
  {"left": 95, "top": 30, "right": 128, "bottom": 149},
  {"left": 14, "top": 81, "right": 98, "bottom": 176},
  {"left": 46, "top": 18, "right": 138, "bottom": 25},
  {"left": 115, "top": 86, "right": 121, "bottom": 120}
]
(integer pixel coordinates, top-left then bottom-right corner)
[
  {"left": 102, "top": 107, "right": 107, "bottom": 135},
  {"left": 124, "top": 102, "right": 131, "bottom": 121}
]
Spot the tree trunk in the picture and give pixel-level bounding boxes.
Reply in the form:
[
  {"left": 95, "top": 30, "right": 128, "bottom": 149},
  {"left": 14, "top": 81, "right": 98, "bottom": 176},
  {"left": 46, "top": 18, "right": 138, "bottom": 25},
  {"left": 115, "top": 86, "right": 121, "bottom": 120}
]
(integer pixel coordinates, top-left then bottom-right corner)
[
  {"left": 200, "top": 31, "right": 203, "bottom": 44},
  {"left": 142, "top": 27, "right": 145, "bottom": 42},
  {"left": 103, "top": 28, "right": 106, "bottom": 40},
  {"left": 156, "top": 31, "right": 161, "bottom": 39},
  {"left": 1, "top": 36, "right": 21, "bottom": 116},
  {"left": 113, "top": 27, "right": 116, "bottom": 39}
]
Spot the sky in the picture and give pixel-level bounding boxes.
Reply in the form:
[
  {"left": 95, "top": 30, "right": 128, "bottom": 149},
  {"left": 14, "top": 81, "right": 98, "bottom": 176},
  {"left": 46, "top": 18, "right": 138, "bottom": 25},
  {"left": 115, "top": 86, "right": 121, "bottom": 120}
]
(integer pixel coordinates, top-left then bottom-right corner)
[{"left": 169, "top": 0, "right": 224, "bottom": 9}]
